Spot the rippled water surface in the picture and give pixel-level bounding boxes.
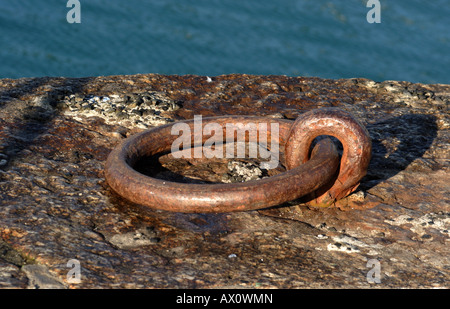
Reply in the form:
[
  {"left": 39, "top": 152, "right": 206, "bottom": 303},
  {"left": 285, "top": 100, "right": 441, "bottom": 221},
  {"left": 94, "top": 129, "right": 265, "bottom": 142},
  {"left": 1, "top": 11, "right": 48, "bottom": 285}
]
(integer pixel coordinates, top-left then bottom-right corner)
[{"left": 0, "top": 0, "right": 449, "bottom": 83}]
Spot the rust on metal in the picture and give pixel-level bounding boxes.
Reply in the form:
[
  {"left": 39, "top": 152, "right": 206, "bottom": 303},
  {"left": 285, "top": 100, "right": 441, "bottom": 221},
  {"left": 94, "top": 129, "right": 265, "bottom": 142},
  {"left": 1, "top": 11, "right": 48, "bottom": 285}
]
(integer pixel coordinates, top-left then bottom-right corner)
[
  {"left": 105, "top": 115, "right": 339, "bottom": 213},
  {"left": 285, "top": 107, "right": 372, "bottom": 207},
  {"left": 105, "top": 109, "right": 371, "bottom": 213}
]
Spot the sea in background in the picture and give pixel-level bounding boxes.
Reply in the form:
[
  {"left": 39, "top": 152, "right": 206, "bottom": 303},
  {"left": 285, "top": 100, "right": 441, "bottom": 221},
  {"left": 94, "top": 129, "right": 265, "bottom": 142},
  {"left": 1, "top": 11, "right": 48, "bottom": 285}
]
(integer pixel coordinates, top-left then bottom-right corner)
[{"left": 0, "top": 0, "right": 449, "bottom": 84}]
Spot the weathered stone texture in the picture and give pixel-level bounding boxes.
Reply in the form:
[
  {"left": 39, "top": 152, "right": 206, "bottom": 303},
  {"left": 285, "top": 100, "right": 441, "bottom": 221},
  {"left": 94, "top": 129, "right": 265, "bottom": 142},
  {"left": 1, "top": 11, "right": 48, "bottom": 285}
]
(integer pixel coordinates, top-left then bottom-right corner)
[{"left": 0, "top": 74, "right": 448, "bottom": 288}]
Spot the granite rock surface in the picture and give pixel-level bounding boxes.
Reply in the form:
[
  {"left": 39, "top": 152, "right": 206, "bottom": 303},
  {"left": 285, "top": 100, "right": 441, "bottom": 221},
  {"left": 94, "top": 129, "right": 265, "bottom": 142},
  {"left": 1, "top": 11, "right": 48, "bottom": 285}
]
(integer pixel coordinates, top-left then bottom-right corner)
[{"left": 0, "top": 74, "right": 448, "bottom": 288}]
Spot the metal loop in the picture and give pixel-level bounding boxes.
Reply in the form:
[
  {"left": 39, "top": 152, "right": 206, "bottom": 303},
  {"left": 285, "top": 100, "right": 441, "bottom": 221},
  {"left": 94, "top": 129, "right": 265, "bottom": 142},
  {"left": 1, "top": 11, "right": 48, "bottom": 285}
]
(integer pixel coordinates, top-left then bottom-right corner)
[
  {"left": 105, "top": 115, "right": 341, "bottom": 213},
  {"left": 285, "top": 107, "right": 372, "bottom": 206}
]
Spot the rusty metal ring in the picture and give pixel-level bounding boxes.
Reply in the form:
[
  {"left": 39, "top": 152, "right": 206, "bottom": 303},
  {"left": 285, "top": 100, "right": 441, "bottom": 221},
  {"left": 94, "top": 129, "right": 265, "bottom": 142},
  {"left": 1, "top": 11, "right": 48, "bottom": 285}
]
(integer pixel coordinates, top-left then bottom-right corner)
[
  {"left": 285, "top": 107, "right": 372, "bottom": 206},
  {"left": 105, "top": 115, "right": 340, "bottom": 213}
]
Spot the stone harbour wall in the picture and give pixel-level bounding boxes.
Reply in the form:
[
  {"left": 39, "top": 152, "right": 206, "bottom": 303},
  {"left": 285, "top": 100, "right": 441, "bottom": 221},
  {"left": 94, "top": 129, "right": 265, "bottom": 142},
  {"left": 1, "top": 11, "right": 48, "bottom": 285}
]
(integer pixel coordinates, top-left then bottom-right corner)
[{"left": 0, "top": 74, "right": 448, "bottom": 288}]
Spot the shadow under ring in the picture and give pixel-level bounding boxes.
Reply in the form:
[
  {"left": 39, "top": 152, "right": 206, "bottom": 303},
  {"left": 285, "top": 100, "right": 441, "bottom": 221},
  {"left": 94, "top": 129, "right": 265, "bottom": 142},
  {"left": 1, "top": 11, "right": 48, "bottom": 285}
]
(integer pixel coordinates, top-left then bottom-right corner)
[{"left": 104, "top": 115, "right": 340, "bottom": 213}]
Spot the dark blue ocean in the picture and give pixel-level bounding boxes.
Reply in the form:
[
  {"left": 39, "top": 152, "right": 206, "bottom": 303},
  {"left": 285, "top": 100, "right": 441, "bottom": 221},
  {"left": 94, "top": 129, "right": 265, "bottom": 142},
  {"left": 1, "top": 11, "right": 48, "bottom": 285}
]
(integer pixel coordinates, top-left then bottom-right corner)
[{"left": 0, "top": 0, "right": 449, "bottom": 84}]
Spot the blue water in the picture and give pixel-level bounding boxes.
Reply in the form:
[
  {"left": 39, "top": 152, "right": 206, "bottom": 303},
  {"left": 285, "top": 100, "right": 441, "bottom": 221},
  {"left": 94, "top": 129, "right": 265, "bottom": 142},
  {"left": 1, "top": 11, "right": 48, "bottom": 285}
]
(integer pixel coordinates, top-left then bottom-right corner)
[{"left": 0, "top": 0, "right": 449, "bottom": 84}]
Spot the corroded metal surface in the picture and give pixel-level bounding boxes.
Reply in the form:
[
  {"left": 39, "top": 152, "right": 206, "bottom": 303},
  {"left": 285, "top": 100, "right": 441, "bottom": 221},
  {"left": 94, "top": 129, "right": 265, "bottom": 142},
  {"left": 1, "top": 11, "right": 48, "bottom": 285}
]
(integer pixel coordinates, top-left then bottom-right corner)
[
  {"left": 285, "top": 107, "right": 372, "bottom": 207},
  {"left": 105, "top": 115, "right": 341, "bottom": 213}
]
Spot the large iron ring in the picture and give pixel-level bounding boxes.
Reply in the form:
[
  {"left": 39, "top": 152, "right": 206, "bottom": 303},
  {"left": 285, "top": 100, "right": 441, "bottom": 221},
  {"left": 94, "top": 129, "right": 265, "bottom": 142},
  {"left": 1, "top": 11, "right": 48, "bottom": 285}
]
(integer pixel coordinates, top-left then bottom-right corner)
[{"left": 105, "top": 114, "right": 343, "bottom": 213}]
